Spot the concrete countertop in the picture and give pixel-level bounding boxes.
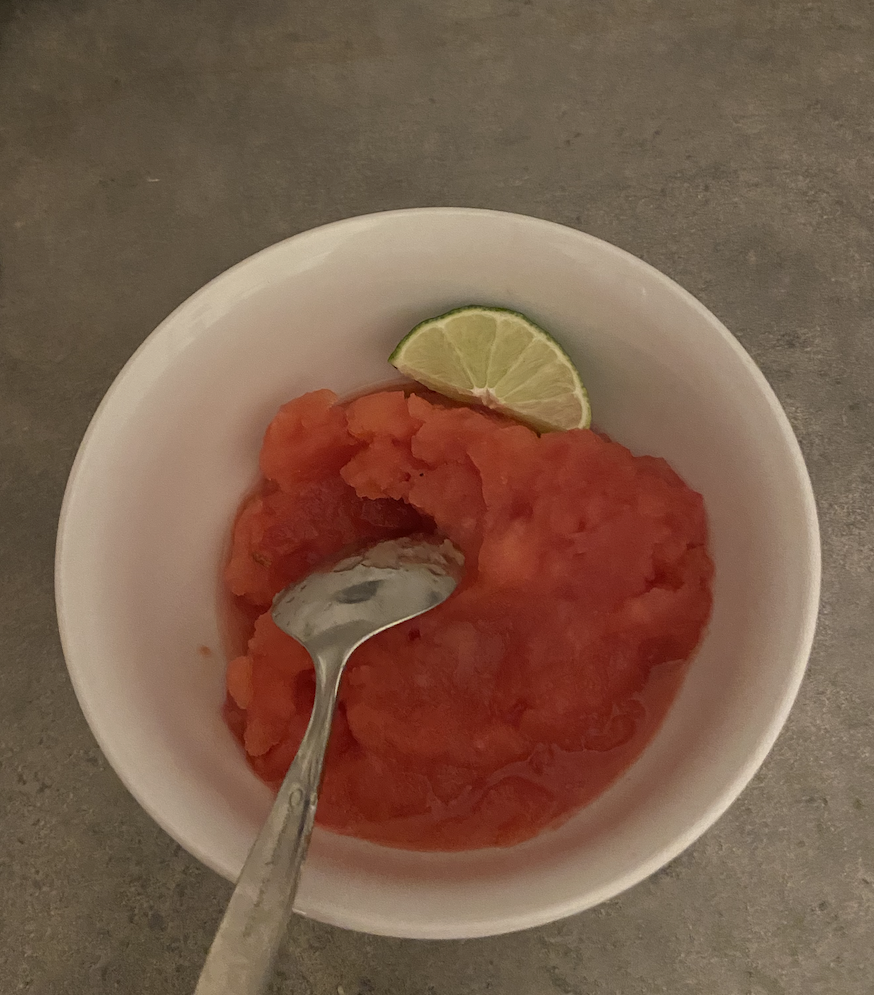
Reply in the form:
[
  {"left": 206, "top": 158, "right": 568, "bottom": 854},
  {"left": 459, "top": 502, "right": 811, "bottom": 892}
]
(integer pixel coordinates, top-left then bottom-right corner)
[{"left": 2, "top": 2, "right": 871, "bottom": 993}]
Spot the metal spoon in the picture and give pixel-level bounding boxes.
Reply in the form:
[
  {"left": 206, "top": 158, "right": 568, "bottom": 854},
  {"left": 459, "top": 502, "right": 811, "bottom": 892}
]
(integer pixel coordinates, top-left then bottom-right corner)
[{"left": 194, "top": 536, "right": 464, "bottom": 995}]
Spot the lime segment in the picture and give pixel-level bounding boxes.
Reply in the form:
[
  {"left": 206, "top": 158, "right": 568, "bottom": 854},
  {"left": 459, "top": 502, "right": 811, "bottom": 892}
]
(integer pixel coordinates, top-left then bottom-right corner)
[{"left": 389, "top": 306, "right": 591, "bottom": 432}]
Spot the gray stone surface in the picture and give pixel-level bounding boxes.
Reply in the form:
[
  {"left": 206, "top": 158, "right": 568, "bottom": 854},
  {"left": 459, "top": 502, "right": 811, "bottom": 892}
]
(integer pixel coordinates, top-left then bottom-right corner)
[{"left": 1, "top": 0, "right": 871, "bottom": 991}]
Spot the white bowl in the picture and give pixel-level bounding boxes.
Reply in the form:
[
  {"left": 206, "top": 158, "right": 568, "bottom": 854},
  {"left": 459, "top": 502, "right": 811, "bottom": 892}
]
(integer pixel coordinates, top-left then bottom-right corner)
[{"left": 55, "top": 208, "right": 820, "bottom": 939}]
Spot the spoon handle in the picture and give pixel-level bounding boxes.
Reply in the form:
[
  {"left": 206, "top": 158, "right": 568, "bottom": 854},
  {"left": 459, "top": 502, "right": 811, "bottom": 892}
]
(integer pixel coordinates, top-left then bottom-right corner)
[{"left": 194, "top": 651, "right": 346, "bottom": 995}]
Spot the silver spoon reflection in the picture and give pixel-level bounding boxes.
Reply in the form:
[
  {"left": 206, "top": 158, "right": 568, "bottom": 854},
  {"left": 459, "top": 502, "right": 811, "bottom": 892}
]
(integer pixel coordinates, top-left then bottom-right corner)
[{"left": 195, "top": 536, "right": 464, "bottom": 995}]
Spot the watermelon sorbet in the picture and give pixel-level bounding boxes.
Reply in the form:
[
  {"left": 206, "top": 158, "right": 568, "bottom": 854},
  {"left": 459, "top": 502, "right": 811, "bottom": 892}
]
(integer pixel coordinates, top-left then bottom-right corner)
[{"left": 223, "top": 388, "right": 713, "bottom": 851}]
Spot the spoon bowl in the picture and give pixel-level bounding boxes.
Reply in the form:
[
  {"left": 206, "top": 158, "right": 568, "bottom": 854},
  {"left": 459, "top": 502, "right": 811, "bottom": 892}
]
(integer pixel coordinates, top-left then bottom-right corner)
[{"left": 272, "top": 536, "right": 464, "bottom": 659}]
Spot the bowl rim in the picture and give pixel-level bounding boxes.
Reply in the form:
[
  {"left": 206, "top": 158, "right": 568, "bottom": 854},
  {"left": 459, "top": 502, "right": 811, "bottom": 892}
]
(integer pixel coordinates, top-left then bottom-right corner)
[{"left": 55, "top": 207, "right": 821, "bottom": 937}]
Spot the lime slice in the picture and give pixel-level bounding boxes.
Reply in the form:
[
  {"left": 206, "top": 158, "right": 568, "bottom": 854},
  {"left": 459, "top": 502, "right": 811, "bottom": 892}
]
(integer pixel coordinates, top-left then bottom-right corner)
[{"left": 389, "top": 306, "right": 591, "bottom": 432}]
